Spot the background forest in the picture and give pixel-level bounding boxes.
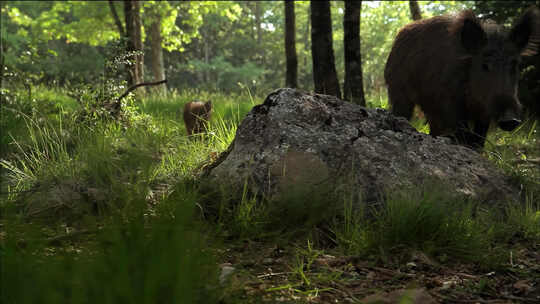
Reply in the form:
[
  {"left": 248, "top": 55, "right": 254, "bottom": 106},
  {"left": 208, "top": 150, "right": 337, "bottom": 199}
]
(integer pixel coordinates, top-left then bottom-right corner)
[
  {"left": 1, "top": 1, "right": 540, "bottom": 303},
  {"left": 2, "top": 1, "right": 475, "bottom": 96},
  {"left": 3, "top": 1, "right": 540, "bottom": 102}
]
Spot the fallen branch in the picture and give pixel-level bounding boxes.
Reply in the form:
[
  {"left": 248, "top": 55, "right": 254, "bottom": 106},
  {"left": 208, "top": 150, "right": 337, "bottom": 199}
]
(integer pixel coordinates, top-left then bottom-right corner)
[
  {"left": 117, "top": 79, "right": 167, "bottom": 102},
  {"left": 257, "top": 271, "right": 293, "bottom": 279}
]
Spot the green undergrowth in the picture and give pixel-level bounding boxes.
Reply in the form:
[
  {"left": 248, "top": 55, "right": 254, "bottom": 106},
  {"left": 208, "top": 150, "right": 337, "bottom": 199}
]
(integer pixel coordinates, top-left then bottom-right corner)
[
  {"left": 213, "top": 178, "right": 539, "bottom": 301},
  {"left": 1, "top": 184, "right": 220, "bottom": 304},
  {"left": 486, "top": 118, "right": 540, "bottom": 192},
  {"left": 356, "top": 187, "right": 489, "bottom": 264},
  {"left": 0, "top": 86, "right": 257, "bottom": 303},
  {"left": 207, "top": 177, "right": 539, "bottom": 268},
  {"left": 138, "top": 88, "right": 256, "bottom": 124},
  {"left": 0, "top": 86, "right": 254, "bottom": 211}
]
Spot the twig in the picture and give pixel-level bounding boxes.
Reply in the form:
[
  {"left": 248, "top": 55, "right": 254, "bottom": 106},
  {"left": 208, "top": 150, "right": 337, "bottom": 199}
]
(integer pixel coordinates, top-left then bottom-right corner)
[
  {"left": 257, "top": 271, "right": 293, "bottom": 279},
  {"left": 371, "top": 266, "right": 416, "bottom": 277},
  {"left": 447, "top": 271, "right": 478, "bottom": 280},
  {"left": 116, "top": 79, "right": 167, "bottom": 102}
]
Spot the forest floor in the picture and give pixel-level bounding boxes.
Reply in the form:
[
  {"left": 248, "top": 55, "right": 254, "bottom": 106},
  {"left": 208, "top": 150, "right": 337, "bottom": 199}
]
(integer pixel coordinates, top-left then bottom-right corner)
[{"left": 219, "top": 238, "right": 540, "bottom": 303}]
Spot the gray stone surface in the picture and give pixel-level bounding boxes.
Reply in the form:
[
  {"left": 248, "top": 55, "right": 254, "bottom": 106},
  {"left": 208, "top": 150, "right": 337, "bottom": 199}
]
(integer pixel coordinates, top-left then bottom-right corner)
[{"left": 203, "top": 88, "right": 520, "bottom": 204}]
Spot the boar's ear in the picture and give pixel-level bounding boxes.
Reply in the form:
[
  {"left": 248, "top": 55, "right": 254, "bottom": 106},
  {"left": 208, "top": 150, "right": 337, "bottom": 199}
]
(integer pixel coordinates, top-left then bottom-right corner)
[
  {"left": 460, "top": 11, "right": 487, "bottom": 53},
  {"left": 509, "top": 6, "right": 540, "bottom": 56}
]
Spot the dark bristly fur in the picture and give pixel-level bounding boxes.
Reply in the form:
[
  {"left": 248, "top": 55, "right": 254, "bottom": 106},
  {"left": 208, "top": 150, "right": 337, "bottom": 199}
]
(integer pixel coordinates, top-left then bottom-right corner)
[{"left": 384, "top": 6, "right": 540, "bottom": 149}]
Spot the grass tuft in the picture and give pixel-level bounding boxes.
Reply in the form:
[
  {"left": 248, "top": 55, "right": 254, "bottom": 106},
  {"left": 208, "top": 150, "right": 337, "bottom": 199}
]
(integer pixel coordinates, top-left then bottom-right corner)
[{"left": 1, "top": 189, "right": 219, "bottom": 304}]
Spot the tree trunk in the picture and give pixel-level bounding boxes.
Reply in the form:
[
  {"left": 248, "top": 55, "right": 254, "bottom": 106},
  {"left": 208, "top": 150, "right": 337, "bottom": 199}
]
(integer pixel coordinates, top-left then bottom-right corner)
[
  {"left": 132, "top": 1, "right": 144, "bottom": 86},
  {"left": 255, "top": 2, "right": 265, "bottom": 65},
  {"left": 304, "top": 5, "right": 310, "bottom": 67},
  {"left": 249, "top": 3, "right": 255, "bottom": 41},
  {"left": 409, "top": 0, "right": 422, "bottom": 21},
  {"left": 124, "top": 0, "right": 144, "bottom": 92},
  {"left": 202, "top": 26, "right": 210, "bottom": 84},
  {"left": 310, "top": 1, "right": 341, "bottom": 99},
  {"left": 343, "top": 1, "right": 366, "bottom": 106},
  {"left": 285, "top": 0, "right": 298, "bottom": 88},
  {"left": 149, "top": 12, "right": 167, "bottom": 95},
  {"left": 108, "top": 0, "right": 125, "bottom": 37}
]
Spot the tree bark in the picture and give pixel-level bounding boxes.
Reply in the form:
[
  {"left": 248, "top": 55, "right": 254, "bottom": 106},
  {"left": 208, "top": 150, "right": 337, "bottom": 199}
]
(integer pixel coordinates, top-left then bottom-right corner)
[
  {"left": 149, "top": 11, "right": 167, "bottom": 95},
  {"left": 310, "top": 1, "right": 341, "bottom": 99},
  {"left": 285, "top": 0, "right": 298, "bottom": 88},
  {"left": 124, "top": 0, "right": 144, "bottom": 92},
  {"left": 201, "top": 26, "right": 210, "bottom": 84},
  {"left": 255, "top": 2, "right": 265, "bottom": 65},
  {"left": 343, "top": 1, "right": 366, "bottom": 106},
  {"left": 305, "top": 5, "right": 311, "bottom": 67},
  {"left": 409, "top": 0, "right": 422, "bottom": 21},
  {"left": 108, "top": 0, "right": 125, "bottom": 37}
]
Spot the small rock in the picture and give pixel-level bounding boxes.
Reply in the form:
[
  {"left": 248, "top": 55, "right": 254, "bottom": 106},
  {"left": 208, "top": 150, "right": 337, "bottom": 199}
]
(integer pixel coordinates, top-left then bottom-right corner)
[
  {"left": 441, "top": 280, "right": 456, "bottom": 290},
  {"left": 406, "top": 262, "right": 417, "bottom": 269},
  {"left": 219, "top": 264, "right": 235, "bottom": 284}
]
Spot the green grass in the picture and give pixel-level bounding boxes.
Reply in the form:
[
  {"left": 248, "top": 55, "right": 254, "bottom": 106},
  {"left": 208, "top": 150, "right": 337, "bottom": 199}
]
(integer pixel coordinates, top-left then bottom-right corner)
[
  {"left": 485, "top": 118, "right": 540, "bottom": 190},
  {"left": 330, "top": 184, "right": 489, "bottom": 264},
  {"left": 1, "top": 85, "right": 78, "bottom": 160},
  {"left": 138, "top": 88, "right": 257, "bottom": 124},
  {"left": 368, "top": 186, "right": 488, "bottom": 263},
  {"left": 1, "top": 186, "right": 219, "bottom": 304},
  {"left": 504, "top": 193, "right": 540, "bottom": 240},
  {"left": 0, "top": 86, "right": 244, "bottom": 303}
]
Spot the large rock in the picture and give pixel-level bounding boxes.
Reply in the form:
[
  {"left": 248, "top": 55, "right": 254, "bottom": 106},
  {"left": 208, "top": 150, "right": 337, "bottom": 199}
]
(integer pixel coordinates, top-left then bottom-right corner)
[{"left": 202, "top": 88, "right": 519, "bottom": 204}]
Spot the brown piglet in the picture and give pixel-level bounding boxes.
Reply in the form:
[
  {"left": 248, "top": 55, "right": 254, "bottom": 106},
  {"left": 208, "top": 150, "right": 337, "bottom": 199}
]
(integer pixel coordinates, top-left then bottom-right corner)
[{"left": 183, "top": 100, "right": 212, "bottom": 136}]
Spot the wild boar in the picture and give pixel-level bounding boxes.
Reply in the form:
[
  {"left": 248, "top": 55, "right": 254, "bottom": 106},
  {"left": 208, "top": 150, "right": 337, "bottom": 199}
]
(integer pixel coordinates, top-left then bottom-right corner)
[
  {"left": 183, "top": 100, "right": 212, "bottom": 136},
  {"left": 384, "top": 7, "right": 540, "bottom": 148}
]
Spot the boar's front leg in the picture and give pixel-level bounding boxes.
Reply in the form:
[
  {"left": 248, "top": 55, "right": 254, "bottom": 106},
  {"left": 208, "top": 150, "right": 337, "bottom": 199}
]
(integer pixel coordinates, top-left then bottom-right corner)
[
  {"left": 470, "top": 121, "right": 489, "bottom": 149},
  {"left": 454, "top": 120, "right": 489, "bottom": 150},
  {"left": 454, "top": 120, "right": 473, "bottom": 147}
]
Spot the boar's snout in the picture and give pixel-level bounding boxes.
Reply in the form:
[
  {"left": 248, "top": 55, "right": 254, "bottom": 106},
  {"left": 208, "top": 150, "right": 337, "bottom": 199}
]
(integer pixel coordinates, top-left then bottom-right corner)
[
  {"left": 497, "top": 106, "right": 522, "bottom": 131},
  {"left": 498, "top": 117, "right": 521, "bottom": 131},
  {"left": 494, "top": 95, "right": 523, "bottom": 131}
]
